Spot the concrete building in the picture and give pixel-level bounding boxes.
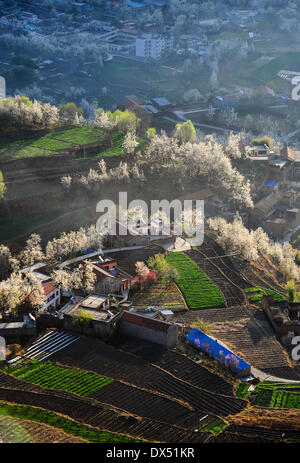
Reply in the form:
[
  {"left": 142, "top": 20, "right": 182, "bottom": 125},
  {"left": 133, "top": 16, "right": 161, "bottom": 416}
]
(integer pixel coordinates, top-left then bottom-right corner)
[
  {"left": 262, "top": 296, "right": 300, "bottom": 347},
  {"left": 41, "top": 282, "right": 61, "bottom": 313},
  {"left": 92, "top": 256, "right": 132, "bottom": 296},
  {"left": 252, "top": 191, "right": 283, "bottom": 223},
  {"left": 63, "top": 294, "right": 119, "bottom": 338},
  {"left": 0, "top": 315, "right": 36, "bottom": 340},
  {"left": 120, "top": 311, "right": 178, "bottom": 348},
  {"left": 136, "top": 34, "right": 173, "bottom": 59}
]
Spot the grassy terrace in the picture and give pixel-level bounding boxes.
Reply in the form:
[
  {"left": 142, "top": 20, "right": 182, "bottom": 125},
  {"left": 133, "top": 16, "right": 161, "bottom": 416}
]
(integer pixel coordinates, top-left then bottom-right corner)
[
  {"left": 0, "top": 403, "right": 143, "bottom": 443},
  {"left": 245, "top": 287, "right": 286, "bottom": 304},
  {"left": 2, "top": 361, "right": 113, "bottom": 397},
  {"left": 0, "top": 126, "right": 135, "bottom": 160},
  {"left": 166, "top": 252, "right": 224, "bottom": 309}
]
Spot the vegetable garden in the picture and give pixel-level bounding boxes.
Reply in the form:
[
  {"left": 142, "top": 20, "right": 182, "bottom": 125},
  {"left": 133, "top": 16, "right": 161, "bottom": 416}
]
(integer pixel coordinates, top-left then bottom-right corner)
[
  {"left": 236, "top": 381, "right": 300, "bottom": 409},
  {"left": 166, "top": 252, "right": 224, "bottom": 309},
  {"left": 2, "top": 361, "right": 113, "bottom": 397},
  {"left": 245, "top": 286, "right": 286, "bottom": 304},
  {"left": 0, "top": 403, "right": 143, "bottom": 443}
]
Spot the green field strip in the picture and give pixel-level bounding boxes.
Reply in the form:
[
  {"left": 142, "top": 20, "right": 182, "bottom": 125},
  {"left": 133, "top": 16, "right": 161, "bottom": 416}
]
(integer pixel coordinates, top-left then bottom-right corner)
[{"left": 166, "top": 252, "right": 224, "bottom": 309}]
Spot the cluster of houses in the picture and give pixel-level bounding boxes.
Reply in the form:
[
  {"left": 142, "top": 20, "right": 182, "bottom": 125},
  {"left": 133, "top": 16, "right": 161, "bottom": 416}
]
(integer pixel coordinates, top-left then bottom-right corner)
[
  {"left": 245, "top": 143, "right": 300, "bottom": 239},
  {"left": 262, "top": 295, "right": 300, "bottom": 348},
  {"left": 0, "top": 226, "right": 184, "bottom": 348}
]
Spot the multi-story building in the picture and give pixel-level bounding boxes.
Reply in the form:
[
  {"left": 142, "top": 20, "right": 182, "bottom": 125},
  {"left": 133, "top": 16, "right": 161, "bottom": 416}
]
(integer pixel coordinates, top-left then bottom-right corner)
[
  {"left": 41, "top": 282, "right": 61, "bottom": 313},
  {"left": 135, "top": 34, "right": 173, "bottom": 59}
]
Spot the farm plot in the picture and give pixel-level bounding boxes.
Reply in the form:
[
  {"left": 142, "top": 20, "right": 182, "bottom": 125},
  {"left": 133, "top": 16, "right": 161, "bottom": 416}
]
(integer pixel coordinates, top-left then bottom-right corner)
[
  {"left": 166, "top": 252, "right": 224, "bottom": 309},
  {"left": 245, "top": 287, "right": 286, "bottom": 304},
  {"left": 2, "top": 361, "right": 113, "bottom": 397},
  {"left": 186, "top": 244, "right": 246, "bottom": 307},
  {"left": 0, "top": 415, "right": 87, "bottom": 443},
  {"left": 89, "top": 381, "right": 198, "bottom": 429},
  {"left": 51, "top": 336, "right": 246, "bottom": 418},
  {"left": 174, "top": 306, "right": 291, "bottom": 371},
  {"left": 211, "top": 424, "right": 296, "bottom": 443},
  {"left": 130, "top": 281, "right": 186, "bottom": 311},
  {"left": 262, "top": 366, "right": 300, "bottom": 381},
  {"left": 0, "top": 127, "right": 130, "bottom": 160},
  {"left": 197, "top": 415, "right": 227, "bottom": 435},
  {"left": 118, "top": 341, "right": 235, "bottom": 397},
  {"left": 0, "top": 388, "right": 210, "bottom": 443},
  {"left": 251, "top": 382, "right": 300, "bottom": 409},
  {"left": 0, "top": 403, "right": 142, "bottom": 443}
]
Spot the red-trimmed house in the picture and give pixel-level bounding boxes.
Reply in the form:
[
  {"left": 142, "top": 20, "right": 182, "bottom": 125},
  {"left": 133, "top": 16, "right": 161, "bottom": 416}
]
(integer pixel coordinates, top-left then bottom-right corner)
[
  {"left": 92, "top": 258, "right": 132, "bottom": 296},
  {"left": 41, "top": 282, "right": 61, "bottom": 313}
]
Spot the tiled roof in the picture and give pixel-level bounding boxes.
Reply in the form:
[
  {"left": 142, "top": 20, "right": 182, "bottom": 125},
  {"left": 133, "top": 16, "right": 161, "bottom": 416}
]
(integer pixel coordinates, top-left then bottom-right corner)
[
  {"left": 121, "top": 311, "right": 171, "bottom": 332},
  {"left": 280, "top": 146, "right": 295, "bottom": 161},
  {"left": 42, "top": 282, "right": 57, "bottom": 296}
]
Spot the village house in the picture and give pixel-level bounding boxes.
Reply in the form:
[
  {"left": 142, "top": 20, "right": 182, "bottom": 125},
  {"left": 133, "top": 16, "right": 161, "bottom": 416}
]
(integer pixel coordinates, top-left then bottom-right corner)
[
  {"left": 252, "top": 187, "right": 300, "bottom": 239},
  {"left": 151, "top": 97, "right": 172, "bottom": 111},
  {"left": 247, "top": 144, "right": 272, "bottom": 160},
  {"left": 92, "top": 256, "right": 132, "bottom": 296},
  {"left": 120, "top": 310, "right": 178, "bottom": 348},
  {"left": 0, "top": 317, "right": 36, "bottom": 340},
  {"left": 40, "top": 282, "right": 61, "bottom": 313},
  {"left": 262, "top": 295, "right": 300, "bottom": 347},
  {"left": 63, "top": 294, "right": 120, "bottom": 338}
]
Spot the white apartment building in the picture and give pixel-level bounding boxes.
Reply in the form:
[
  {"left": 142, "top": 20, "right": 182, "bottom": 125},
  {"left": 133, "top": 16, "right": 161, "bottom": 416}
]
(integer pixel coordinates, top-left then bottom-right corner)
[{"left": 135, "top": 34, "right": 173, "bottom": 59}]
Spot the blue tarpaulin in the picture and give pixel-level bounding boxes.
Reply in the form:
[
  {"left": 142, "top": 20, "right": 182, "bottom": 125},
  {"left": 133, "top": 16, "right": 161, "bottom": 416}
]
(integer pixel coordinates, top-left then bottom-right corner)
[
  {"left": 83, "top": 248, "right": 95, "bottom": 255},
  {"left": 128, "top": 1, "right": 146, "bottom": 7},
  {"left": 264, "top": 182, "right": 278, "bottom": 188},
  {"left": 186, "top": 329, "right": 251, "bottom": 374}
]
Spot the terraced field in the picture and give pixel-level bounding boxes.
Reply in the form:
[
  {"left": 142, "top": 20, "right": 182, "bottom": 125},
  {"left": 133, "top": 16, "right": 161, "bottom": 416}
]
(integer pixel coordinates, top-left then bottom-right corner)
[
  {"left": 50, "top": 336, "right": 246, "bottom": 418},
  {"left": 166, "top": 252, "right": 224, "bottom": 309},
  {"left": 130, "top": 281, "right": 186, "bottom": 311},
  {"left": 245, "top": 286, "right": 286, "bottom": 304},
  {"left": 0, "top": 127, "right": 105, "bottom": 159},
  {"left": 0, "top": 413, "right": 89, "bottom": 443},
  {"left": 210, "top": 424, "right": 300, "bottom": 443},
  {"left": 186, "top": 239, "right": 248, "bottom": 307},
  {"left": 0, "top": 127, "right": 130, "bottom": 160},
  {"left": 0, "top": 377, "right": 210, "bottom": 443},
  {"left": 0, "top": 330, "right": 250, "bottom": 442},
  {"left": 0, "top": 402, "right": 142, "bottom": 443},
  {"left": 117, "top": 339, "right": 236, "bottom": 396},
  {"left": 174, "top": 306, "right": 291, "bottom": 371},
  {"left": 2, "top": 361, "right": 113, "bottom": 397},
  {"left": 243, "top": 381, "right": 300, "bottom": 410}
]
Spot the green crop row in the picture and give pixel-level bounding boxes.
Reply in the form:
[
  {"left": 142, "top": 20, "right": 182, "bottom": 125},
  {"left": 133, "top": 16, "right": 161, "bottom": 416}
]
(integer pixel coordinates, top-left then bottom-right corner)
[
  {"left": 197, "top": 415, "right": 228, "bottom": 435},
  {"left": 245, "top": 286, "right": 286, "bottom": 303},
  {"left": 166, "top": 252, "right": 224, "bottom": 309},
  {"left": 255, "top": 381, "right": 300, "bottom": 392},
  {"left": 0, "top": 403, "right": 144, "bottom": 443},
  {"left": 249, "top": 381, "right": 300, "bottom": 409},
  {"left": 235, "top": 383, "right": 251, "bottom": 398},
  {"left": 2, "top": 360, "right": 113, "bottom": 397}
]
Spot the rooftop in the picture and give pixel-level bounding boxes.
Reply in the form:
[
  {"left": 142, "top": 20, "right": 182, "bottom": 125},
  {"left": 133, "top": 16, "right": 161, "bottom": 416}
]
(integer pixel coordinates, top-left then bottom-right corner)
[
  {"left": 81, "top": 294, "right": 109, "bottom": 309},
  {"left": 121, "top": 311, "right": 172, "bottom": 332},
  {"left": 42, "top": 282, "right": 57, "bottom": 296},
  {"left": 151, "top": 97, "right": 171, "bottom": 107}
]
